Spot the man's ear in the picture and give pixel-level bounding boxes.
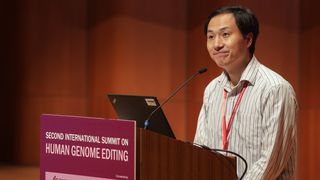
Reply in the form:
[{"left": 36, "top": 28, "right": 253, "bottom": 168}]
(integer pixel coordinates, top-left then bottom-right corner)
[{"left": 246, "top": 33, "right": 253, "bottom": 48}]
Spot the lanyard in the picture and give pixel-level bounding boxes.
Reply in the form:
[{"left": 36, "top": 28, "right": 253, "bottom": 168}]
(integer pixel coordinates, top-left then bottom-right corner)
[{"left": 221, "top": 81, "right": 249, "bottom": 150}]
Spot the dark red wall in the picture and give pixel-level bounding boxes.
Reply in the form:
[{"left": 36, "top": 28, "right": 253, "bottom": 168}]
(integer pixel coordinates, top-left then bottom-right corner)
[{"left": 1, "top": 0, "right": 319, "bottom": 179}]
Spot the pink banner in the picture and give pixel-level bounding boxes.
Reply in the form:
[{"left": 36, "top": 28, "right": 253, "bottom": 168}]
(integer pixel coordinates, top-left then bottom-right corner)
[{"left": 40, "top": 114, "right": 136, "bottom": 180}]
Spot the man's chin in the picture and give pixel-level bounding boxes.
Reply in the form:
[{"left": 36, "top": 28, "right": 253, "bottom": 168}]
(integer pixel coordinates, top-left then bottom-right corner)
[{"left": 214, "top": 59, "right": 229, "bottom": 67}]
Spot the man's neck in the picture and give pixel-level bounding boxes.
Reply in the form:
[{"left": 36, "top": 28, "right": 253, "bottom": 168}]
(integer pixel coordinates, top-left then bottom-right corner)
[
  {"left": 228, "top": 73, "right": 241, "bottom": 87},
  {"left": 227, "top": 57, "right": 252, "bottom": 86}
]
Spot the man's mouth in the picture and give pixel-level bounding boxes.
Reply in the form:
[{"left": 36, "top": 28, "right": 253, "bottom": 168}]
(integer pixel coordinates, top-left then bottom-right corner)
[{"left": 213, "top": 52, "right": 229, "bottom": 58}]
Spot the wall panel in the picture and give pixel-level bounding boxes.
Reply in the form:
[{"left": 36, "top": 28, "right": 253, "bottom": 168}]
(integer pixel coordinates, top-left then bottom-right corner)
[
  {"left": 11, "top": 0, "right": 88, "bottom": 164},
  {"left": 87, "top": 1, "right": 188, "bottom": 139},
  {"left": 299, "top": 0, "right": 320, "bottom": 178}
]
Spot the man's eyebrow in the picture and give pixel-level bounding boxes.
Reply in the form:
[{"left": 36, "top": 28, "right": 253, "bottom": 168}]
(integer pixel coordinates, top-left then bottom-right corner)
[
  {"left": 207, "top": 26, "right": 230, "bottom": 34},
  {"left": 219, "top": 27, "right": 230, "bottom": 31}
]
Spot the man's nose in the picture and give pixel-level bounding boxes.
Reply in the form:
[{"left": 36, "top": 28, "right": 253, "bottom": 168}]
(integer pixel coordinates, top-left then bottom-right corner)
[{"left": 213, "top": 37, "right": 224, "bottom": 51}]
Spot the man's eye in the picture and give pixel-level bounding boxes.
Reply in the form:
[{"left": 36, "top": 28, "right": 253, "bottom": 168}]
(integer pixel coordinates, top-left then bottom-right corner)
[
  {"left": 222, "top": 33, "right": 230, "bottom": 38},
  {"left": 207, "top": 35, "right": 214, "bottom": 40}
]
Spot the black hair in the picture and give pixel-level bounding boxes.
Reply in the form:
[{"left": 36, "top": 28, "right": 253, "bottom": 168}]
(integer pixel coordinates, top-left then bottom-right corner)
[{"left": 204, "top": 5, "right": 259, "bottom": 55}]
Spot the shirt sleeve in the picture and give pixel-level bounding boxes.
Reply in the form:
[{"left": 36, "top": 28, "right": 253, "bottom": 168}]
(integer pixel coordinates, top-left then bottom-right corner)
[
  {"left": 194, "top": 100, "right": 208, "bottom": 146},
  {"left": 244, "top": 83, "right": 298, "bottom": 179}
]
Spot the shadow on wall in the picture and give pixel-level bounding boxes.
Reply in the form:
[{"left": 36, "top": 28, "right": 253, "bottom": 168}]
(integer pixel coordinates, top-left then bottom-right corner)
[{"left": 0, "top": 1, "right": 24, "bottom": 163}]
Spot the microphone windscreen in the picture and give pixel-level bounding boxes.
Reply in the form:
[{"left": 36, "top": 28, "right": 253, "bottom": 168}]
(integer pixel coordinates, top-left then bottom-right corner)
[{"left": 198, "top": 67, "right": 208, "bottom": 74}]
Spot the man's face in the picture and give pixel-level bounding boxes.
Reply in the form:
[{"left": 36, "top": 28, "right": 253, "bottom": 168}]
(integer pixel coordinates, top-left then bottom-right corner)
[{"left": 206, "top": 13, "right": 252, "bottom": 72}]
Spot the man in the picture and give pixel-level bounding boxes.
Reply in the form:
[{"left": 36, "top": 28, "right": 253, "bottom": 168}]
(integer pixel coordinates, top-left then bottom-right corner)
[{"left": 194, "top": 5, "right": 297, "bottom": 179}]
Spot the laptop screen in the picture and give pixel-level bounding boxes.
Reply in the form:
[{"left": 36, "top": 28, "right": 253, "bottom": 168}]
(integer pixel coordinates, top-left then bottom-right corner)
[{"left": 107, "top": 94, "right": 175, "bottom": 139}]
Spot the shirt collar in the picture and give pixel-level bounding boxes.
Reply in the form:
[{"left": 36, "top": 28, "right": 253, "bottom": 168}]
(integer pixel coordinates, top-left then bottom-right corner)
[{"left": 218, "top": 56, "right": 260, "bottom": 90}]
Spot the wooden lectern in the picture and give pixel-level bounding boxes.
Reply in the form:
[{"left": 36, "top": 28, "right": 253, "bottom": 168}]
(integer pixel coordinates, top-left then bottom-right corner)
[{"left": 136, "top": 128, "right": 237, "bottom": 180}]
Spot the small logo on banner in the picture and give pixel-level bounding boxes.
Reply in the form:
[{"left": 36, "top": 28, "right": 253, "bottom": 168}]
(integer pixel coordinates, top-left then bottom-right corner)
[
  {"left": 145, "top": 98, "right": 157, "bottom": 106},
  {"left": 53, "top": 175, "right": 67, "bottom": 180},
  {"left": 46, "top": 172, "right": 112, "bottom": 180}
]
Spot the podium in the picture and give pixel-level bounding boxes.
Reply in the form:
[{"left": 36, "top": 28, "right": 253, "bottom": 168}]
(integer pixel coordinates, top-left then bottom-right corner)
[
  {"left": 40, "top": 114, "right": 236, "bottom": 180},
  {"left": 137, "top": 128, "right": 237, "bottom": 179}
]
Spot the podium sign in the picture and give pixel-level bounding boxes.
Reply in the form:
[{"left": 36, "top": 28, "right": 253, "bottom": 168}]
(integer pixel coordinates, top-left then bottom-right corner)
[{"left": 40, "top": 114, "right": 136, "bottom": 180}]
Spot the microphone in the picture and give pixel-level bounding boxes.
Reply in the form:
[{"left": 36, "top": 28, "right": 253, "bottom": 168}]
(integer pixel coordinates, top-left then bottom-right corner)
[{"left": 144, "top": 67, "right": 208, "bottom": 129}]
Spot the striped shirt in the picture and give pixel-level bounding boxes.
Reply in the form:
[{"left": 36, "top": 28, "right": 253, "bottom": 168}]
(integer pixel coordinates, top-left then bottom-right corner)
[{"left": 194, "top": 56, "right": 297, "bottom": 179}]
